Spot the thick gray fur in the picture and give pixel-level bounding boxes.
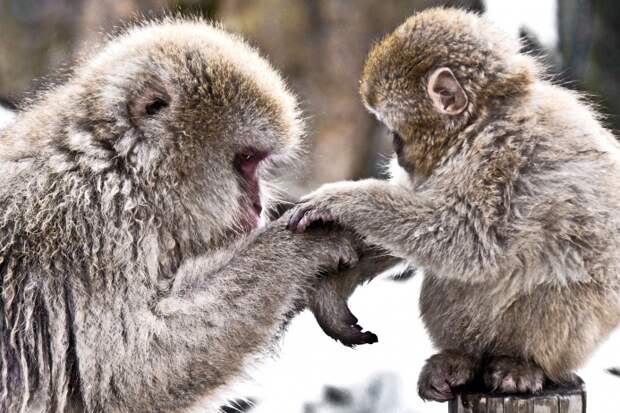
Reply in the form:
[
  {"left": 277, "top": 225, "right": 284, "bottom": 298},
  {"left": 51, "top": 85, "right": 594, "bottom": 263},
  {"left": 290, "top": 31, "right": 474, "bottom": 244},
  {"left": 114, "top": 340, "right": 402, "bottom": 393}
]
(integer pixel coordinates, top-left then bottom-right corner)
[{"left": 0, "top": 19, "right": 361, "bottom": 413}]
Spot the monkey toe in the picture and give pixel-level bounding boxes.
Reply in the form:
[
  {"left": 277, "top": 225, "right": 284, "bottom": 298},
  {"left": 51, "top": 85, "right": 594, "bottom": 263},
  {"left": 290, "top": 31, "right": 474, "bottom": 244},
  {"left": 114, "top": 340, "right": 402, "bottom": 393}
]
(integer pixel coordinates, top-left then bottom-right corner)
[
  {"left": 418, "top": 377, "right": 454, "bottom": 402},
  {"left": 418, "top": 351, "right": 477, "bottom": 402},
  {"left": 483, "top": 356, "right": 545, "bottom": 394}
]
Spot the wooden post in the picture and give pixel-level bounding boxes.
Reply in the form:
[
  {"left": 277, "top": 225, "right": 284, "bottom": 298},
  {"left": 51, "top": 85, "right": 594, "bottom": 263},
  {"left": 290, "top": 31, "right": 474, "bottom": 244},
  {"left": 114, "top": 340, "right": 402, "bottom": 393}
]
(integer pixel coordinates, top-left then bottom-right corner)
[{"left": 448, "top": 378, "right": 586, "bottom": 413}]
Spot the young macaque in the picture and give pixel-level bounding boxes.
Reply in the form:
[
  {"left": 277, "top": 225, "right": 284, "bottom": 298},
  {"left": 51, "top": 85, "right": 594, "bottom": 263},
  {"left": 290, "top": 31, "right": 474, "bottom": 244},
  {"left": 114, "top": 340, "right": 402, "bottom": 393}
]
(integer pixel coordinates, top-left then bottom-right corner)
[{"left": 288, "top": 8, "right": 620, "bottom": 401}]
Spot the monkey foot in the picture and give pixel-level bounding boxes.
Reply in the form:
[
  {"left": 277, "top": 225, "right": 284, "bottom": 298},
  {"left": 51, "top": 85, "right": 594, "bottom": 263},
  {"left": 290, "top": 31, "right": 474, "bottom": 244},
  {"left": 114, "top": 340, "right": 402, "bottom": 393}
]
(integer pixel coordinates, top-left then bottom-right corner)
[
  {"left": 418, "top": 351, "right": 477, "bottom": 402},
  {"left": 483, "top": 356, "right": 545, "bottom": 393},
  {"left": 313, "top": 300, "right": 378, "bottom": 347}
]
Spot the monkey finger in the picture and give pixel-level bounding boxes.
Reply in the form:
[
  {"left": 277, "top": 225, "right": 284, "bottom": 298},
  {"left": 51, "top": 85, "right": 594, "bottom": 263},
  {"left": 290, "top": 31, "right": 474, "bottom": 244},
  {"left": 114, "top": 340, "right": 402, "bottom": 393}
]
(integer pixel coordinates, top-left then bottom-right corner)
[
  {"left": 335, "top": 241, "right": 360, "bottom": 271},
  {"left": 418, "top": 370, "right": 461, "bottom": 402},
  {"left": 338, "top": 328, "right": 378, "bottom": 348},
  {"left": 287, "top": 205, "right": 335, "bottom": 233},
  {"left": 297, "top": 214, "right": 315, "bottom": 233},
  {"left": 312, "top": 300, "right": 377, "bottom": 347},
  {"left": 286, "top": 205, "right": 312, "bottom": 232}
]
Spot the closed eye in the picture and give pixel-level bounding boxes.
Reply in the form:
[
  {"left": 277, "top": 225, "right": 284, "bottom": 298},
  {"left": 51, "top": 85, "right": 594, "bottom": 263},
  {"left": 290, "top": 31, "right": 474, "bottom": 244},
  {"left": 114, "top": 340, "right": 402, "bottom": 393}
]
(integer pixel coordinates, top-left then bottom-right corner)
[{"left": 391, "top": 131, "right": 404, "bottom": 156}]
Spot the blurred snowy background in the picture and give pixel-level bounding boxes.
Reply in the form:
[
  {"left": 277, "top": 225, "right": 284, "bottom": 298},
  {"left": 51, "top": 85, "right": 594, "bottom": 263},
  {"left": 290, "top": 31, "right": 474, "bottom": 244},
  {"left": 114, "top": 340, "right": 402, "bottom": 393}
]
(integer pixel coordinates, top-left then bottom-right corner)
[{"left": 1, "top": 0, "right": 619, "bottom": 412}]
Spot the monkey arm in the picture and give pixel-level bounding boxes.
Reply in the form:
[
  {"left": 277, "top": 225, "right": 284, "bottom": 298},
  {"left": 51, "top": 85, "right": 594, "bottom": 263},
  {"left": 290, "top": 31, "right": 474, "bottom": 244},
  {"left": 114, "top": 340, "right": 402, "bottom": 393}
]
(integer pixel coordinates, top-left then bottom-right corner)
[
  {"left": 264, "top": 188, "right": 403, "bottom": 277},
  {"left": 263, "top": 188, "right": 407, "bottom": 346},
  {"left": 288, "top": 179, "right": 503, "bottom": 282},
  {"left": 72, "top": 218, "right": 360, "bottom": 412}
]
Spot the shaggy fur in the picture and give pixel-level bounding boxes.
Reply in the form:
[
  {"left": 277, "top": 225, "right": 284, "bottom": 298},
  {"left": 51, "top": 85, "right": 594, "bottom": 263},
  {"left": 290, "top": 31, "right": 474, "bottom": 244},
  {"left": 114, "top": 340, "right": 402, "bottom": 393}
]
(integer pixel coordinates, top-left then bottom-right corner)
[
  {"left": 288, "top": 8, "right": 620, "bottom": 400},
  {"left": 0, "top": 20, "right": 360, "bottom": 412}
]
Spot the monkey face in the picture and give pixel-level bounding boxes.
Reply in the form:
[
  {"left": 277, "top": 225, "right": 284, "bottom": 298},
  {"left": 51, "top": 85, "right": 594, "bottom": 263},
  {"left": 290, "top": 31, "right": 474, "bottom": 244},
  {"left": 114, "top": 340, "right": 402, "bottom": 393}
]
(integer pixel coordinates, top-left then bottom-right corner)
[
  {"left": 359, "top": 8, "right": 535, "bottom": 179},
  {"left": 359, "top": 11, "right": 494, "bottom": 179},
  {"left": 68, "top": 21, "right": 302, "bottom": 243}
]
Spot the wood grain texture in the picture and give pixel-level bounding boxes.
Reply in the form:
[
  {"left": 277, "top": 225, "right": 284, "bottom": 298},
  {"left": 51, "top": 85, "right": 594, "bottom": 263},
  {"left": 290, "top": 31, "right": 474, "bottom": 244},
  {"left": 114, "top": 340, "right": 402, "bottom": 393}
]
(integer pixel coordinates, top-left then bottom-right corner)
[{"left": 448, "top": 378, "right": 586, "bottom": 413}]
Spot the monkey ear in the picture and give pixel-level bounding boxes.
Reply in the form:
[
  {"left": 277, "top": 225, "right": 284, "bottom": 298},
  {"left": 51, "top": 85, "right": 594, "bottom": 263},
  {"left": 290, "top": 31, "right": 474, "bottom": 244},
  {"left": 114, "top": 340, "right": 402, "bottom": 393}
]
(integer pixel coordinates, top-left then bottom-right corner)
[
  {"left": 427, "top": 67, "right": 468, "bottom": 115},
  {"left": 128, "top": 83, "right": 171, "bottom": 127}
]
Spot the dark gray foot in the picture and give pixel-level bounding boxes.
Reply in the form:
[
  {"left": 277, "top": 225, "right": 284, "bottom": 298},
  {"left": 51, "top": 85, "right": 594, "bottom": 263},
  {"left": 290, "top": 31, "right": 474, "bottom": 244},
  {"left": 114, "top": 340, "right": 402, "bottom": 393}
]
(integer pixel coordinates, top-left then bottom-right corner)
[
  {"left": 483, "top": 356, "right": 545, "bottom": 393},
  {"left": 418, "top": 351, "right": 477, "bottom": 402}
]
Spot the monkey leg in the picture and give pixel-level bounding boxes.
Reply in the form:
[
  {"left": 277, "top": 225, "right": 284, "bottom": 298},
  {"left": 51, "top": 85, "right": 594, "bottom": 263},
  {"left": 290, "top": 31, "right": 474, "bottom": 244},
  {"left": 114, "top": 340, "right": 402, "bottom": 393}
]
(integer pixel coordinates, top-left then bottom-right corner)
[
  {"left": 482, "top": 356, "right": 545, "bottom": 393},
  {"left": 417, "top": 350, "right": 479, "bottom": 402}
]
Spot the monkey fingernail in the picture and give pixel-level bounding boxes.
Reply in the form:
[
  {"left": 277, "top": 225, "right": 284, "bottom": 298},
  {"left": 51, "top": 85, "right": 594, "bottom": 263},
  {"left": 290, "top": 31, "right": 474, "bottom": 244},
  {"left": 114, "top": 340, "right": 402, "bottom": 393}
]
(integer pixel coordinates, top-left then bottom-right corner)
[
  {"left": 297, "top": 216, "right": 311, "bottom": 232},
  {"left": 287, "top": 207, "right": 316, "bottom": 233},
  {"left": 287, "top": 209, "right": 305, "bottom": 232}
]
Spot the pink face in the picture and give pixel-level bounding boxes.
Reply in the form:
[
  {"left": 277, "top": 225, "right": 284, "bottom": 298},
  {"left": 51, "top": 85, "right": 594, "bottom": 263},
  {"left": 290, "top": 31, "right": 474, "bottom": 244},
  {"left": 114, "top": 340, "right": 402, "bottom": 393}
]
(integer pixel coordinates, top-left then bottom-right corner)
[{"left": 234, "top": 147, "right": 269, "bottom": 231}]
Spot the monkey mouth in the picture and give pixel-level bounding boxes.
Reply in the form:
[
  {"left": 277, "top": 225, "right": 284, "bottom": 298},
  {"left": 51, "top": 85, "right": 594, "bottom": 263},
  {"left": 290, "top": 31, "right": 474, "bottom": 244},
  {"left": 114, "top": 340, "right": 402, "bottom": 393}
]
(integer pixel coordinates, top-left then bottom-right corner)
[
  {"left": 239, "top": 196, "right": 263, "bottom": 232},
  {"left": 237, "top": 167, "right": 264, "bottom": 231}
]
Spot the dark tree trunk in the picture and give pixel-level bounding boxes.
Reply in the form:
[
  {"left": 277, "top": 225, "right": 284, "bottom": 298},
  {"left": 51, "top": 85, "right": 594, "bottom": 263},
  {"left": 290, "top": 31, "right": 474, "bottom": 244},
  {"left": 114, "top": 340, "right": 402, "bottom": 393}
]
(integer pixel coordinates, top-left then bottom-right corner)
[{"left": 558, "top": 0, "right": 620, "bottom": 132}]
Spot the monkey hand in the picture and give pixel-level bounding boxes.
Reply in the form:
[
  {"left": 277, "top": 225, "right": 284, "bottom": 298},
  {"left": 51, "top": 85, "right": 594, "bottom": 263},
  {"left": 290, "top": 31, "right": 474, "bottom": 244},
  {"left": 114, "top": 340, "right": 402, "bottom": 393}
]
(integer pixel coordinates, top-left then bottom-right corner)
[
  {"left": 277, "top": 208, "right": 362, "bottom": 275},
  {"left": 310, "top": 265, "right": 379, "bottom": 347},
  {"left": 287, "top": 181, "right": 359, "bottom": 233},
  {"left": 314, "top": 228, "right": 361, "bottom": 274}
]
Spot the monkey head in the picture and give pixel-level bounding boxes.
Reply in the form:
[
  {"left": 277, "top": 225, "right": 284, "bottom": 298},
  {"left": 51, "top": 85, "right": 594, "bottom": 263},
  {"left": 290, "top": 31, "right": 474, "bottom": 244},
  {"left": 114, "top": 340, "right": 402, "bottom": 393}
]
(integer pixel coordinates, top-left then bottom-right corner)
[
  {"left": 50, "top": 20, "right": 302, "bottom": 246},
  {"left": 360, "top": 8, "right": 536, "bottom": 178}
]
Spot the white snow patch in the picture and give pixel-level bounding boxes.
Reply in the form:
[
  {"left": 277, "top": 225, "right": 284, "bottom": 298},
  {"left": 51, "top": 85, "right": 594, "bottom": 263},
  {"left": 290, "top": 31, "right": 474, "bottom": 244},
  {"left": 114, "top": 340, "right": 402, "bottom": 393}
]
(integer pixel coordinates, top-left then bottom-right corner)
[
  {"left": 0, "top": 106, "right": 15, "bottom": 129},
  {"left": 231, "top": 271, "right": 618, "bottom": 412},
  {"left": 484, "top": 0, "right": 558, "bottom": 48},
  {"left": 233, "top": 273, "right": 444, "bottom": 413},
  {"left": 579, "top": 327, "right": 620, "bottom": 412}
]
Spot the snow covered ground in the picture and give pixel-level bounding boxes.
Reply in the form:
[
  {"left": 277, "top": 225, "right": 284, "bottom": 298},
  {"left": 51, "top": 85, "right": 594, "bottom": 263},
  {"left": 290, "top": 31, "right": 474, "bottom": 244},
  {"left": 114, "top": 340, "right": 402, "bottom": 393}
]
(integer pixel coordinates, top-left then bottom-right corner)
[
  {"left": 232, "top": 274, "right": 619, "bottom": 412},
  {"left": 232, "top": 273, "right": 442, "bottom": 413},
  {"left": 0, "top": 105, "right": 15, "bottom": 129}
]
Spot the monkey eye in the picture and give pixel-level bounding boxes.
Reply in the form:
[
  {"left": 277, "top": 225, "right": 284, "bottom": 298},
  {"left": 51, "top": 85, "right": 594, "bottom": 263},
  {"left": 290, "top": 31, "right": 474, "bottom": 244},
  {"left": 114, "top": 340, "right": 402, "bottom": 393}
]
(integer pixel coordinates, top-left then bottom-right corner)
[
  {"left": 145, "top": 97, "right": 169, "bottom": 116},
  {"left": 391, "top": 131, "right": 404, "bottom": 156}
]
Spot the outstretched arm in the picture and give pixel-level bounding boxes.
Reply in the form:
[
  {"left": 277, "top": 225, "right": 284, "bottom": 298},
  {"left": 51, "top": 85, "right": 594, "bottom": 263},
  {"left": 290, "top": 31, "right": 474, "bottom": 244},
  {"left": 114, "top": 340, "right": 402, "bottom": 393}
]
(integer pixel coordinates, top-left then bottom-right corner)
[
  {"left": 287, "top": 179, "right": 503, "bottom": 282},
  {"left": 71, "top": 216, "right": 360, "bottom": 413},
  {"left": 265, "top": 188, "right": 406, "bottom": 347}
]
